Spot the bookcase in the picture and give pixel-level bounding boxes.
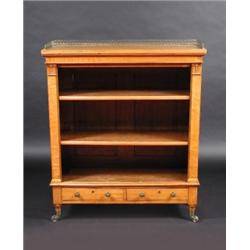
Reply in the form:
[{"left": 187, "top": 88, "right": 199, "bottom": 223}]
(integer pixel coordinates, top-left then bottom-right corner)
[{"left": 41, "top": 40, "right": 207, "bottom": 222}]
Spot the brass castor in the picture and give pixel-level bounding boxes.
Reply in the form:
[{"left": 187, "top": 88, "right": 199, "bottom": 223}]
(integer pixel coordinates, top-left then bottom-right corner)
[
  {"left": 51, "top": 214, "right": 60, "bottom": 222},
  {"left": 51, "top": 205, "right": 61, "bottom": 222},
  {"left": 189, "top": 207, "right": 199, "bottom": 223}
]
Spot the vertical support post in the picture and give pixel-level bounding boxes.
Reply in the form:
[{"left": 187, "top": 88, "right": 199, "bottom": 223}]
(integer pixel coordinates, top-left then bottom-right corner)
[
  {"left": 47, "top": 64, "right": 62, "bottom": 183},
  {"left": 187, "top": 63, "right": 202, "bottom": 184},
  {"left": 187, "top": 63, "right": 202, "bottom": 219}
]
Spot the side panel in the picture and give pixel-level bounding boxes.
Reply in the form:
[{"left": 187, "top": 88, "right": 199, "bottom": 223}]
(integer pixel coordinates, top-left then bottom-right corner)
[
  {"left": 47, "top": 64, "right": 62, "bottom": 182},
  {"left": 187, "top": 63, "right": 202, "bottom": 186}
]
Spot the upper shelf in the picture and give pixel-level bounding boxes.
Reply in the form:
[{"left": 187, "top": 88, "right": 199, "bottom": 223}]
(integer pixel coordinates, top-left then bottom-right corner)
[{"left": 59, "top": 90, "right": 190, "bottom": 101}]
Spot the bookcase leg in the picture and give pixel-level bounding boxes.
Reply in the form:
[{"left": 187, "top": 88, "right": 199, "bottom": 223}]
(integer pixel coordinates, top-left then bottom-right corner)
[
  {"left": 189, "top": 206, "right": 199, "bottom": 223},
  {"left": 51, "top": 205, "right": 62, "bottom": 222}
]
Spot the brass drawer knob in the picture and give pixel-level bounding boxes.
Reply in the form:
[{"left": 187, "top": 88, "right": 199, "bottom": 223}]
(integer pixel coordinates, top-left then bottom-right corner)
[
  {"left": 139, "top": 192, "right": 145, "bottom": 198},
  {"left": 74, "top": 192, "right": 80, "bottom": 198},
  {"left": 105, "top": 192, "right": 111, "bottom": 197},
  {"left": 170, "top": 192, "right": 176, "bottom": 198}
]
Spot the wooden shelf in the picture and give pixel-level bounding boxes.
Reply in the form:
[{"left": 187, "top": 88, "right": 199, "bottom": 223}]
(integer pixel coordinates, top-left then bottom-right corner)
[
  {"left": 61, "top": 131, "right": 188, "bottom": 146},
  {"left": 50, "top": 168, "right": 198, "bottom": 187},
  {"left": 59, "top": 90, "right": 190, "bottom": 101}
]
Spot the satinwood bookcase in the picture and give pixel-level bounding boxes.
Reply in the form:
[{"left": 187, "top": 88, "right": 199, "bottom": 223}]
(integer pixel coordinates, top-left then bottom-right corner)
[{"left": 41, "top": 40, "right": 207, "bottom": 222}]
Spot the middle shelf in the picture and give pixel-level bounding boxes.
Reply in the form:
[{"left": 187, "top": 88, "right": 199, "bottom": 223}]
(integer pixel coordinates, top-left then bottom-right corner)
[{"left": 61, "top": 131, "right": 188, "bottom": 146}]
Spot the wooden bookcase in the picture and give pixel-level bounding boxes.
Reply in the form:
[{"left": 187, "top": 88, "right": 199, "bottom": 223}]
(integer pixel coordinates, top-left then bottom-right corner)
[{"left": 41, "top": 40, "right": 207, "bottom": 222}]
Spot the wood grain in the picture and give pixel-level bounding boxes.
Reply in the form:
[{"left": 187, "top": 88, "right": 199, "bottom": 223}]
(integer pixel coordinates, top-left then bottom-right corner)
[
  {"left": 188, "top": 187, "right": 198, "bottom": 206},
  {"left": 60, "top": 101, "right": 189, "bottom": 132},
  {"left": 127, "top": 188, "right": 188, "bottom": 202},
  {"left": 41, "top": 47, "right": 207, "bottom": 57},
  {"left": 47, "top": 64, "right": 62, "bottom": 182},
  {"left": 59, "top": 90, "right": 190, "bottom": 101},
  {"left": 52, "top": 186, "right": 62, "bottom": 205},
  {"left": 61, "top": 131, "right": 188, "bottom": 146},
  {"left": 58, "top": 67, "right": 190, "bottom": 92},
  {"left": 62, "top": 187, "right": 124, "bottom": 202},
  {"left": 187, "top": 64, "right": 202, "bottom": 184},
  {"left": 44, "top": 56, "right": 203, "bottom": 65},
  {"left": 61, "top": 187, "right": 188, "bottom": 204},
  {"left": 58, "top": 64, "right": 190, "bottom": 68},
  {"left": 50, "top": 168, "right": 199, "bottom": 187}
]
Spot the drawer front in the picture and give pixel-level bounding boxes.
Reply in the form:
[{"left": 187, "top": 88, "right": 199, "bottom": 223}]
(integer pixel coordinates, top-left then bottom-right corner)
[
  {"left": 62, "top": 188, "right": 124, "bottom": 202},
  {"left": 127, "top": 188, "right": 188, "bottom": 202}
]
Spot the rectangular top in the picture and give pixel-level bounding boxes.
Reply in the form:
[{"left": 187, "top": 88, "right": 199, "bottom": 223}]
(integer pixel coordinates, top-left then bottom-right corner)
[
  {"left": 44, "top": 39, "right": 204, "bottom": 49},
  {"left": 41, "top": 39, "right": 207, "bottom": 57}
]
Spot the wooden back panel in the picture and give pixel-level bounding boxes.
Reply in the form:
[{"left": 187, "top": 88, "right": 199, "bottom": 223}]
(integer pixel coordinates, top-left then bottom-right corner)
[
  {"left": 60, "top": 100, "right": 189, "bottom": 132},
  {"left": 58, "top": 67, "right": 190, "bottom": 91},
  {"left": 61, "top": 145, "right": 188, "bottom": 171}
]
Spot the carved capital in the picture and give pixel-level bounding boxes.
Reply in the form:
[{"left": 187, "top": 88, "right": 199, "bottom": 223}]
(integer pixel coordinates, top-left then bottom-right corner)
[
  {"left": 187, "top": 177, "right": 199, "bottom": 184},
  {"left": 47, "top": 64, "right": 57, "bottom": 76},
  {"left": 191, "top": 64, "right": 202, "bottom": 76}
]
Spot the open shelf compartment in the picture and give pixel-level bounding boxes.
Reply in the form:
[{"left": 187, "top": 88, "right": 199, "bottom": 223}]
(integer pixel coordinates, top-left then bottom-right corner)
[
  {"left": 59, "top": 144, "right": 189, "bottom": 186},
  {"left": 60, "top": 100, "right": 189, "bottom": 145},
  {"left": 58, "top": 67, "right": 191, "bottom": 100},
  {"left": 58, "top": 66, "right": 191, "bottom": 188},
  {"left": 52, "top": 168, "right": 191, "bottom": 187}
]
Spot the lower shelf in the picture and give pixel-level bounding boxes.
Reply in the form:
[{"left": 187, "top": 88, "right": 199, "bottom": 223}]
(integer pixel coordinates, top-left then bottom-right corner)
[{"left": 51, "top": 168, "right": 198, "bottom": 187}]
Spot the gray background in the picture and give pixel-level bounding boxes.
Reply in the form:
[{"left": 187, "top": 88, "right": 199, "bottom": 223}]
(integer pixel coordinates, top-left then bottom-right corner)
[{"left": 24, "top": 1, "right": 225, "bottom": 250}]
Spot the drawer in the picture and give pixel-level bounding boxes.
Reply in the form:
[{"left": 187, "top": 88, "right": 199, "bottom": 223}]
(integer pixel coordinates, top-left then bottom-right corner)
[
  {"left": 126, "top": 188, "right": 188, "bottom": 202},
  {"left": 62, "top": 188, "right": 124, "bottom": 202}
]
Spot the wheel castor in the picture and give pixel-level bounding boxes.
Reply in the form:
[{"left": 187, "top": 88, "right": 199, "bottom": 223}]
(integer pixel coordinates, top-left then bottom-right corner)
[
  {"left": 51, "top": 214, "right": 60, "bottom": 222},
  {"left": 51, "top": 205, "right": 61, "bottom": 222},
  {"left": 189, "top": 206, "right": 199, "bottom": 223},
  {"left": 190, "top": 215, "right": 199, "bottom": 223}
]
